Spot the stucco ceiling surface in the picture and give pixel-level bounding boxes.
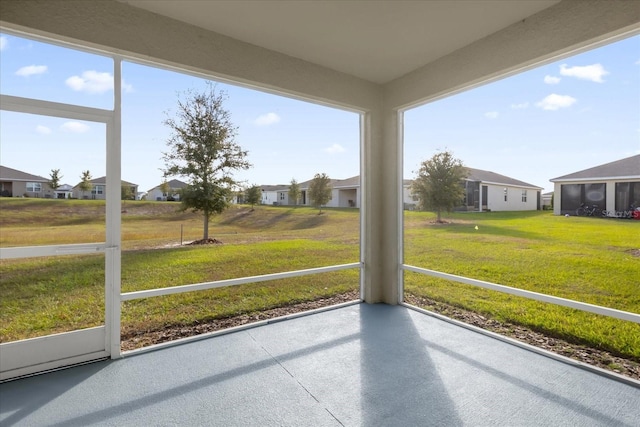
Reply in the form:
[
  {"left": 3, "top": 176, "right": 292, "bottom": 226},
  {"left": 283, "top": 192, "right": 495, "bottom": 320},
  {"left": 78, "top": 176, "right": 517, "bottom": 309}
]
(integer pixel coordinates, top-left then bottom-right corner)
[{"left": 119, "top": 0, "right": 559, "bottom": 84}]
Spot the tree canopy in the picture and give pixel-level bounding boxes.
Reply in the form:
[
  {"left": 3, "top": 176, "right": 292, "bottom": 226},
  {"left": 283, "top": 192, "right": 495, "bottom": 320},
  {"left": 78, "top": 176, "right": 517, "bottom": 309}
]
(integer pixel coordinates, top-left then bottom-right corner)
[
  {"left": 78, "top": 170, "right": 92, "bottom": 199},
  {"left": 49, "top": 169, "right": 62, "bottom": 191},
  {"left": 159, "top": 180, "right": 171, "bottom": 201},
  {"left": 245, "top": 185, "right": 261, "bottom": 210},
  {"left": 288, "top": 178, "right": 301, "bottom": 206},
  {"left": 411, "top": 150, "right": 466, "bottom": 222},
  {"left": 121, "top": 184, "right": 135, "bottom": 200},
  {"left": 308, "top": 173, "right": 332, "bottom": 214},
  {"left": 162, "top": 83, "right": 251, "bottom": 240}
]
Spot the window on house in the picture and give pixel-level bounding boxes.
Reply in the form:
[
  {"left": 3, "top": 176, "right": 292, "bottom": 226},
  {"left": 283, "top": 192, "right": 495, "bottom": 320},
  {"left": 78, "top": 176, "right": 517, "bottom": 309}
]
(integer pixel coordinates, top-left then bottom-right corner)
[
  {"left": 280, "top": 193, "right": 285, "bottom": 200},
  {"left": 521, "top": 190, "right": 527, "bottom": 202},
  {"left": 504, "top": 188, "right": 508, "bottom": 202},
  {"left": 26, "top": 182, "right": 42, "bottom": 192},
  {"left": 91, "top": 185, "right": 104, "bottom": 195}
]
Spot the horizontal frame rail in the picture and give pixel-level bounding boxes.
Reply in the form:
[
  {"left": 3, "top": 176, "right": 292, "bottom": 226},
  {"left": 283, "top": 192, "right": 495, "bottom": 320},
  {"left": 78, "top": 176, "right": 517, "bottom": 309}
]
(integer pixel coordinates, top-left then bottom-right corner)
[
  {"left": 121, "top": 262, "right": 362, "bottom": 301},
  {"left": 1, "top": 94, "right": 113, "bottom": 123},
  {"left": 403, "top": 264, "right": 640, "bottom": 324},
  {"left": 0, "top": 243, "right": 106, "bottom": 260}
]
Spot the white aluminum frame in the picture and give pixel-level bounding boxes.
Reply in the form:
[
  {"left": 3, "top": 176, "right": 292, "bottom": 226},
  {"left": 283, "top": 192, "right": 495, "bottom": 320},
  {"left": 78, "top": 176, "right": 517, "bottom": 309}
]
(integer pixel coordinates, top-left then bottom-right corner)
[
  {"left": 0, "top": 89, "right": 119, "bottom": 380},
  {"left": 122, "top": 263, "right": 362, "bottom": 301},
  {"left": 402, "top": 264, "right": 640, "bottom": 324}
]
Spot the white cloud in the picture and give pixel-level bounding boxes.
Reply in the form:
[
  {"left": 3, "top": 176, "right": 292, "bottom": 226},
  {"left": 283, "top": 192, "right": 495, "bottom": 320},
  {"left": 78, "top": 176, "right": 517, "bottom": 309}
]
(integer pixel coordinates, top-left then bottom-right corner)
[
  {"left": 325, "top": 143, "right": 345, "bottom": 154},
  {"left": 0, "top": 36, "right": 7, "bottom": 51},
  {"left": 253, "top": 112, "right": 281, "bottom": 126},
  {"left": 510, "top": 102, "right": 529, "bottom": 109},
  {"left": 60, "top": 121, "right": 90, "bottom": 133},
  {"left": 15, "top": 65, "right": 48, "bottom": 77},
  {"left": 559, "top": 63, "right": 609, "bottom": 83},
  {"left": 484, "top": 111, "right": 499, "bottom": 119},
  {"left": 536, "top": 94, "right": 577, "bottom": 111},
  {"left": 65, "top": 70, "right": 133, "bottom": 94},
  {"left": 36, "top": 125, "right": 52, "bottom": 135},
  {"left": 121, "top": 80, "right": 134, "bottom": 93},
  {"left": 544, "top": 75, "right": 561, "bottom": 84}
]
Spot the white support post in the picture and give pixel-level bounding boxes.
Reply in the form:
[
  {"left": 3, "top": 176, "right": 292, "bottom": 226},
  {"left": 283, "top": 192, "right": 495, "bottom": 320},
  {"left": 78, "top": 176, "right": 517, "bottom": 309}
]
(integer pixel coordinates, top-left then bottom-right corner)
[
  {"left": 105, "top": 57, "right": 123, "bottom": 359},
  {"left": 396, "top": 109, "right": 405, "bottom": 303}
]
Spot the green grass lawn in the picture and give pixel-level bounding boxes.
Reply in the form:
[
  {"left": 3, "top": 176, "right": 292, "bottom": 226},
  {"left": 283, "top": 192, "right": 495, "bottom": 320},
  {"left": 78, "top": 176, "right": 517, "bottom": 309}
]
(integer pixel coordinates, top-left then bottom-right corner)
[
  {"left": 1, "top": 198, "right": 638, "bottom": 359},
  {"left": 404, "top": 210, "right": 640, "bottom": 358}
]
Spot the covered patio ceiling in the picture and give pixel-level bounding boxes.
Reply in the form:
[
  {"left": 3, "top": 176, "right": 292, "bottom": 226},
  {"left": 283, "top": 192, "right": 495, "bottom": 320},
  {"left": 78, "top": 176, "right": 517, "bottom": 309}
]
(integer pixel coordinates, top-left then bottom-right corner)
[{"left": 118, "top": 0, "right": 560, "bottom": 84}]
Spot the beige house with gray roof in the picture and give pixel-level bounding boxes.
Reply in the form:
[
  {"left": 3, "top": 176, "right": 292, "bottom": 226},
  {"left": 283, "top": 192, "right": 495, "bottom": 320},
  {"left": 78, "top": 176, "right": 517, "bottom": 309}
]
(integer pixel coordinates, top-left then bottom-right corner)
[{"left": 0, "top": 165, "right": 53, "bottom": 198}]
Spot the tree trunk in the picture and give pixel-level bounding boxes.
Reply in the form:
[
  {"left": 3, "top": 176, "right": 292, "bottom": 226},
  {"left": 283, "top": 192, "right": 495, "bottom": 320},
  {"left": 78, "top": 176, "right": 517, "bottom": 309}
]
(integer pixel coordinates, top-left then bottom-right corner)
[
  {"left": 203, "top": 213, "right": 209, "bottom": 240},
  {"left": 437, "top": 209, "right": 442, "bottom": 223}
]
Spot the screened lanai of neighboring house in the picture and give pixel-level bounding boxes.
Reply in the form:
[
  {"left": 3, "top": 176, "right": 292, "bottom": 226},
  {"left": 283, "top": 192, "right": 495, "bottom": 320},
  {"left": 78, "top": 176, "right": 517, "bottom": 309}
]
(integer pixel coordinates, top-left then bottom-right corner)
[{"left": 1, "top": 1, "right": 639, "bottom": 424}]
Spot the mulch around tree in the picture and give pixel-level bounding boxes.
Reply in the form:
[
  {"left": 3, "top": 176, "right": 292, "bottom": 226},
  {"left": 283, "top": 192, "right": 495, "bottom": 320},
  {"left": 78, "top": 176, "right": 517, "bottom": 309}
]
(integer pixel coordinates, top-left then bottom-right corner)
[
  {"left": 187, "top": 238, "right": 223, "bottom": 245},
  {"left": 121, "top": 291, "right": 639, "bottom": 381}
]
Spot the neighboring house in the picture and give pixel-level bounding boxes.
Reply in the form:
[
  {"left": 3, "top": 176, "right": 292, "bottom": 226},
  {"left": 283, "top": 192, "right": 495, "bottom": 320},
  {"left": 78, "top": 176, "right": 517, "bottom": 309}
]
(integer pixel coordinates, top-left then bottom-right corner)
[
  {"left": 275, "top": 176, "right": 357, "bottom": 208},
  {"left": 541, "top": 192, "right": 554, "bottom": 210},
  {"left": 147, "top": 179, "right": 188, "bottom": 201},
  {"left": 550, "top": 155, "right": 640, "bottom": 216},
  {"left": 459, "top": 168, "right": 543, "bottom": 212},
  {"left": 260, "top": 185, "right": 287, "bottom": 205},
  {"left": 54, "top": 184, "right": 74, "bottom": 199},
  {"left": 0, "top": 165, "right": 53, "bottom": 198},
  {"left": 72, "top": 176, "right": 138, "bottom": 200},
  {"left": 273, "top": 169, "right": 542, "bottom": 211}
]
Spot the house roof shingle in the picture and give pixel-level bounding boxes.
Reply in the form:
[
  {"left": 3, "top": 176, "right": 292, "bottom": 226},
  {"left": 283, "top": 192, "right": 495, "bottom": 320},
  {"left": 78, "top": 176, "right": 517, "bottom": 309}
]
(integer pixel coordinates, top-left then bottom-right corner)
[
  {"left": 550, "top": 155, "right": 640, "bottom": 181},
  {"left": 0, "top": 165, "right": 48, "bottom": 182},
  {"left": 260, "top": 184, "right": 288, "bottom": 192},
  {"left": 147, "top": 179, "right": 188, "bottom": 192},
  {"left": 72, "top": 176, "right": 138, "bottom": 189},
  {"left": 464, "top": 167, "right": 542, "bottom": 189}
]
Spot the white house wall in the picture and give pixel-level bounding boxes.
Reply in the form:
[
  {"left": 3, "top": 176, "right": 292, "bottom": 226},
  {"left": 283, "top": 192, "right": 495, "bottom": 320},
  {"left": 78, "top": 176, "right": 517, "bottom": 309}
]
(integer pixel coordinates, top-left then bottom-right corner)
[
  {"left": 261, "top": 191, "right": 278, "bottom": 205},
  {"left": 485, "top": 184, "right": 538, "bottom": 212}
]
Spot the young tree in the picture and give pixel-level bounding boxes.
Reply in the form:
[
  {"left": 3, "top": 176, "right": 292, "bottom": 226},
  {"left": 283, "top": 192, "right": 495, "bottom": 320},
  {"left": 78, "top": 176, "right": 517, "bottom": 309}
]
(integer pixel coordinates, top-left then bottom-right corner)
[
  {"left": 411, "top": 150, "right": 466, "bottom": 223},
  {"left": 121, "top": 184, "right": 134, "bottom": 200},
  {"left": 308, "top": 173, "right": 332, "bottom": 214},
  {"left": 78, "top": 170, "right": 93, "bottom": 199},
  {"left": 288, "top": 178, "right": 301, "bottom": 206},
  {"left": 159, "top": 180, "right": 171, "bottom": 201},
  {"left": 162, "top": 83, "right": 251, "bottom": 241},
  {"left": 245, "top": 185, "right": 261, "bottom": 211},
  {"left": 49, "top": 169, "right": 62, "bottom": 192}
]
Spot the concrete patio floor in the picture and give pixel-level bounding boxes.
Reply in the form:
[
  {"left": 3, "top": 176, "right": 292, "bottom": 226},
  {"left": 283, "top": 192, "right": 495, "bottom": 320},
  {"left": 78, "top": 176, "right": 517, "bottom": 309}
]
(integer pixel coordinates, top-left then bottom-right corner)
[{"left": 1, "top": 303, "right": 638, "bottom": 426}]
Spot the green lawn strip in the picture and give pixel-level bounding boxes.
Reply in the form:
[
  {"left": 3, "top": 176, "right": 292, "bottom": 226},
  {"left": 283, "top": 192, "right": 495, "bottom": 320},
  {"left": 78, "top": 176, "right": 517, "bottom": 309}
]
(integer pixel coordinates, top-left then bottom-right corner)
[
  {"left": 121, "top": 270, "right": 358, "bottom": 336},
  {"left": 0, "top": 239, "right": 359, "bottom": 342},
  {"left": 405, "top": 276, "right": 640, "bottom": 360}
]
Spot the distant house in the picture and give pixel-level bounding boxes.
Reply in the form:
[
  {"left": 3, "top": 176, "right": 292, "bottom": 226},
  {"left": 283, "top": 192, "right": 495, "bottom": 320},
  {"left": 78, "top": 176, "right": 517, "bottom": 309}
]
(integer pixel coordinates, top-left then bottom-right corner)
[
  {"left": 542, "top": 192, "right": 553, "bottom": 210},
  {"left": 147, "top": 179, "right": 188, "bottom": 201},
  {"left": 458, "top": 168, "right": 543, "bottom": 212},
  {"left": 274, "top": 176, "right": 360, "bottom": 208},
  {"left": 54, "top": 184, "right": 74, "bottom": 199},
  {"left": 260, "top": 185, "right": 287, "bottom": 205},
  {"left": 72, "top": 176, "right": 138, "bottom": 200},
  {"left": 550, "top": 155, "right": 640, "bottom": 216},
  {"left": 277, "top": 169, "right": 542, "bottom": 212},
  {"left": 0, "top": 165, "right": 53, "bottom": 198}
]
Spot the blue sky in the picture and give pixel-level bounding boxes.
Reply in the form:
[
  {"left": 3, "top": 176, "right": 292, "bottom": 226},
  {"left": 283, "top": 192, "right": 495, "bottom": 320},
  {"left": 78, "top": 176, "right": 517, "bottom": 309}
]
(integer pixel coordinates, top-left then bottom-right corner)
[{"left": 1, "top": 32, "right": 638, "bottom": 194}]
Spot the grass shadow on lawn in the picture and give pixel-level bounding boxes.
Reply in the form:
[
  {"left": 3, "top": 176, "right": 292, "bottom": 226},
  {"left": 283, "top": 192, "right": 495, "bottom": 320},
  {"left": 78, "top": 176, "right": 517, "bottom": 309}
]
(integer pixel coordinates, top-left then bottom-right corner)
[{"left": 435, "top": 222, "right": 550, "bottom": 242}]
